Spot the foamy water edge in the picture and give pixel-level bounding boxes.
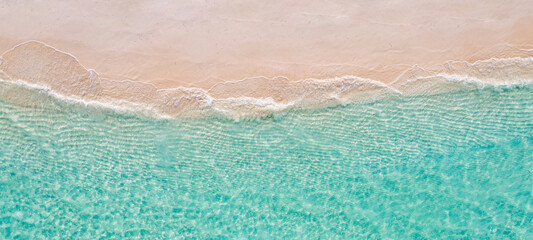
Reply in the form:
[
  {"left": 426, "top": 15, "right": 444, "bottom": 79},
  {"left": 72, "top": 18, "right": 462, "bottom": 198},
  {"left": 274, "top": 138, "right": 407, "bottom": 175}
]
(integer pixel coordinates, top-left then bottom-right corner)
[{"left": 1, "top": 41, "right": 532, "bottom": 120}]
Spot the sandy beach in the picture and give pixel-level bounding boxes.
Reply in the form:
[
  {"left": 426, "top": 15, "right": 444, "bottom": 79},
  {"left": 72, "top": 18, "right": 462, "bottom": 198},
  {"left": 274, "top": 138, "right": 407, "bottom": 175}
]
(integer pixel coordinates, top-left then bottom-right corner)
[
  {"left": 2, "top": 2, "right": 533, "bottom": 238},
  {"left": 1, "top": 0, "right": 533, "bottom": 118},
  {"left": 2, "top": 0, "right": 532, "bottom": 87}
]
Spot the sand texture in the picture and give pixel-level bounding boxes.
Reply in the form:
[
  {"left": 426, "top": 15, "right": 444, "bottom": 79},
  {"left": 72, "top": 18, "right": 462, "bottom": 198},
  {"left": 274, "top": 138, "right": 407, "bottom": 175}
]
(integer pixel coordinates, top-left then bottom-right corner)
[{"left": 1, "top": 0, "right": 533, "bottom": 118}]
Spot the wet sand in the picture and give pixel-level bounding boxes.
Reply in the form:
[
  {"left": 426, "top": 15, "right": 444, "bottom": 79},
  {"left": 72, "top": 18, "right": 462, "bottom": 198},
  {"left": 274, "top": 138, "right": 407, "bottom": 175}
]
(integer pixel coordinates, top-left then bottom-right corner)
[{"left": 1, "top": 1, "right": 533, "bottom": 118}]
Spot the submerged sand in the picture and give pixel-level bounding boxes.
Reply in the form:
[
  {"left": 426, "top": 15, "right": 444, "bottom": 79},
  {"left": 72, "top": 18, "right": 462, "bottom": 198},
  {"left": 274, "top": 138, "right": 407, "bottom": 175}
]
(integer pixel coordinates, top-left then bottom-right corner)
[{"left": 0, "top": 0, "right": 533, "bottom": 118}]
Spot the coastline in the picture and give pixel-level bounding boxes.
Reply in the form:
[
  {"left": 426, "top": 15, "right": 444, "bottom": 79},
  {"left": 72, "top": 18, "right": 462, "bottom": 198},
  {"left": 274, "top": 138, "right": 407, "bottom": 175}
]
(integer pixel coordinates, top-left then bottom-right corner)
[
  {"left": 3, "top": 2, "right": 533, "bottom": 238},
  {"left": 1, "top": 41, "right": 532, "bottom": 119},
  {"left": 1, "top": 0, "right": 533, "bottom": 118}
]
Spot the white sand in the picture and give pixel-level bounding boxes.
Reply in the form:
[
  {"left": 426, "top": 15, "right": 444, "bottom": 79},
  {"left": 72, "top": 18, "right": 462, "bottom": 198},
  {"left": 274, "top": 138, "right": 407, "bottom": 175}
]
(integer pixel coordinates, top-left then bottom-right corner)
[
  {"left": 0, "top": 1, "right": 533, "bottom": 118},
  {"left": 1, "top": 0, "right": 532, "bottom": 89}
]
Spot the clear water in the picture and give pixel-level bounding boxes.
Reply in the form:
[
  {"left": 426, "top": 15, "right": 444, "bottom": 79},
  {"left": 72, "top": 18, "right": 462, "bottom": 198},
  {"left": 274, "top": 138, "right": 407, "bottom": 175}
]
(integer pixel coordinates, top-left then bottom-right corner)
[{"left": 0, "top": 85, "right": 532, "bottom": 239}]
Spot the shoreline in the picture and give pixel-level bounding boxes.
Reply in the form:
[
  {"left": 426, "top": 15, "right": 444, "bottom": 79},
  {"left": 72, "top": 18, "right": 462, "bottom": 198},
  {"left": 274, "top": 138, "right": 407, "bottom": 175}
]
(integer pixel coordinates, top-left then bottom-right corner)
[
  {"left": 2, "top": 0, "right": 533, "bottom": 119},
  {"left": 1, "top": 41, "right": 532, "bottom": 119},
  {"left": 1, "top": 71, "right": 531, "bottom": 121}
]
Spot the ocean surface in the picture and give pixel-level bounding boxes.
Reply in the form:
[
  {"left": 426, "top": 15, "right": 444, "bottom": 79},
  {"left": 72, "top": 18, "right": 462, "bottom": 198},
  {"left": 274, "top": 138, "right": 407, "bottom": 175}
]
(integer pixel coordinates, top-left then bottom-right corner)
[{"left": 0, "top": 81, "right": 532, "bottom": 239}]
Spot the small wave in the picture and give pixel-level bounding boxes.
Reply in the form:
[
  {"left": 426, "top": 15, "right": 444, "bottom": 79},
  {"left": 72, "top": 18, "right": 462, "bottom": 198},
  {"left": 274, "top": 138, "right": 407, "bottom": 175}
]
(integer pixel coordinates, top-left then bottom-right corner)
[{"left": 1, "top": 41, "right": 532, "bottom": 119}]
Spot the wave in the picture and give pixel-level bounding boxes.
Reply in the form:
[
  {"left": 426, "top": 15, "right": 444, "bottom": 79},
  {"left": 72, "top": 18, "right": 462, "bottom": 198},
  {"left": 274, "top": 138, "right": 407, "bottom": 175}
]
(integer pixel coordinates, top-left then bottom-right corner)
[{"left": 1, "top": 41, "right": 532, "bottom": 119}]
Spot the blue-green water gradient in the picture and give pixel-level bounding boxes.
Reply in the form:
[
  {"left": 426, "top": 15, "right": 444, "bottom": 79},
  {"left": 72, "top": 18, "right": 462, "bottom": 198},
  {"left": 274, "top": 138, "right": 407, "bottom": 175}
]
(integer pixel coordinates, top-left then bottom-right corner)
[{"left": 1, "top": 85, "right": 532, "bottom": 239}]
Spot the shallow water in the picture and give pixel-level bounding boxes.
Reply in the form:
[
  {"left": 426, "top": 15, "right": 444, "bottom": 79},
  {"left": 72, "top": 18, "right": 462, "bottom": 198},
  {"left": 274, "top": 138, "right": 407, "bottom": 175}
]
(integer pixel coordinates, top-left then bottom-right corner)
[{"left": 0, "top": 85, "right": 532, "bottom": 239}]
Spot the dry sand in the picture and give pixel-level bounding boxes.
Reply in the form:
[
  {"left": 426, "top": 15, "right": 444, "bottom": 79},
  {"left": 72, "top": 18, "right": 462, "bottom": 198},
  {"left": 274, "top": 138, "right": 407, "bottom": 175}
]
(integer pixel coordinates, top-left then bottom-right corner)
[{"left": 1, "top": 0, "right": 532, "bottom": 90}]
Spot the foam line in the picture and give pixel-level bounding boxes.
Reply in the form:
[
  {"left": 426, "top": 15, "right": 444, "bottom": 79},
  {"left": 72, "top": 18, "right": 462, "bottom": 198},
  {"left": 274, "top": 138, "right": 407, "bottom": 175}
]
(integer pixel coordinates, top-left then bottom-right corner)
[{"left": 1, "top": 41, "right": 532, "bottom": 119}]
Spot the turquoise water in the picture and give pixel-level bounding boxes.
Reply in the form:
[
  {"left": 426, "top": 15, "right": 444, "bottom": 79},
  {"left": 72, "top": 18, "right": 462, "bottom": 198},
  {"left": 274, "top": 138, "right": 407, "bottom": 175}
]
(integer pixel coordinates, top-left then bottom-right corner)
[{"left": 0, "top": 84, "right": 532, "bottom": 239}]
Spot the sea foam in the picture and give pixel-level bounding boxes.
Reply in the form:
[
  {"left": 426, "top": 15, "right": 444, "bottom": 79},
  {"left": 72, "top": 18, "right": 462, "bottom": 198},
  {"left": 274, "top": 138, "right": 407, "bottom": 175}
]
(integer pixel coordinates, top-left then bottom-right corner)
[{"left": 1, "top": 41, "right": 532, "bottom": 119}]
